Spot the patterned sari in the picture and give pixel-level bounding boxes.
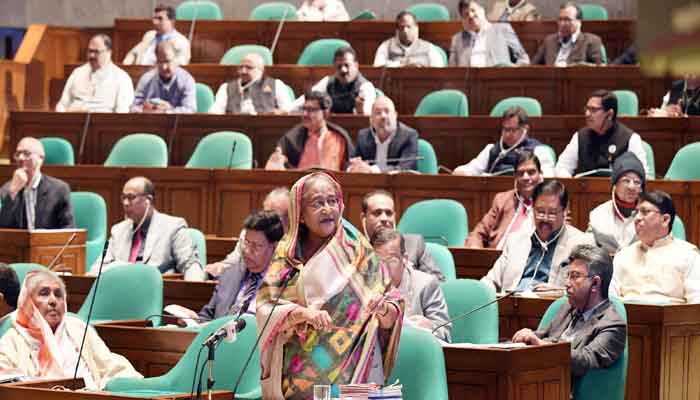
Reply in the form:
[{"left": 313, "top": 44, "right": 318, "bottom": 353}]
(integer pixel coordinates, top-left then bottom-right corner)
[{"left": 256, "top": 172, "right": 403, "bottom": 400}]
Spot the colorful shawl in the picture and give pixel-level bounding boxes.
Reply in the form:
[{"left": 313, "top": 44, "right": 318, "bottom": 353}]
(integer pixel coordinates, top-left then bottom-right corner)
[{"left": 256, "top": 172, "right": 403, "bottom": 400}]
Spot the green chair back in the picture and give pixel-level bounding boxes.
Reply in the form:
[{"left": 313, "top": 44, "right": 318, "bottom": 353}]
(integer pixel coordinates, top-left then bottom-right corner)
[
  {"left": 538, "top": 297, "right": 627, "bottom": 400},
  {"left": 249, "top": 2, "right": 298, "bottom": 20},
  {"left": 398, "top": 199, "right": 468, "bottom": 246},
  {"left": 541, "top": 144, "right": 558, "bottom": 163},
  {"left": 425, "top": 243, "right": 456, "bottom": 281},
  {"left": 70, "top": 192, "right": 107, "bottom": 270},
  {"left": 185, "top": 131, "right": 253, "bottom": 169},
  {"left": 77, "top": 263, "right": 163, "bottom": 326},
  {"left": 104, "top": 133, "right": 168, "bottom": 167},
  {"left": 406, "top": 3, "right": 450, "bottom": 22},
  {"left": 186, "top": 228, "right": 207, "bottom": 266},
  {"left": 672, "top": 216, "right": 686, "bottom": 240},
  {"left": 39, "top": 137, "right": 75, "bottom": 166},
  {"left": 414, "top": 89, "right": 469, "bottom": 116},
  {"left": 106, "top": 315, "right": 262, "bottom": 399},
  {"left": 580, "top": 4, "right": 609, "bottom": 20},
  {"left": 9, "top": 263, "right": 48, "bottom": 285},
  {"left": 220, "top": 45, "right": 273, "bottom": 65},
  {"left": 641, "top": 140, "right": 655, "bottom": 179},
  {"left": 600, "top": 44, "right": 608, "bottom": 64},
  {"left": 284, "top": 83, "right": 295, "bottom": 100},
  {"left": 388, "top": 326, "right": 448, "bottom": 400},
  {"left": 440, "top": 279, "right": 498, "bottom": 343},
  {"left": 665, "top": 142, "right": 700, "bottom": 180},
  {"left": 416, "top": 138, "right": 438, "bottom": 174},
  {"left": 195, "top": 82, "right": 215, "bottom": 113},
  {"left": 297, "top": 38, "right": 351, "bottom": 65},
  {"left": 353, "top": 9, "right": 377, "bottom": 20},
  {"left": 176, "top": 0, "right": 223, "bottom": 20},
  {"left": 613, "top": 90, "right": 638, "bottom": 116},
  {"left": 490, "top": 96, "right": 543, "bottom": 117},
  {"left": 433, "top": 44, "right": 448, "bottom": 66}
]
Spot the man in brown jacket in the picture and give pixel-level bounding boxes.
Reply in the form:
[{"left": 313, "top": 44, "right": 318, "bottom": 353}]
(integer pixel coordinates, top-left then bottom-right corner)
[{"left": 466, "top": 150, "right": 543, "bottom": 249}]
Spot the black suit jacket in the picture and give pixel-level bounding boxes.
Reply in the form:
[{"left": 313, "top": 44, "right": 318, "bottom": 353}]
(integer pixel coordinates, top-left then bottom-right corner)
[
  {"left": 0, "top": 174, "right": 74, "bottom": 229},
  {"left": 353, "top": 122, "right": 419, "bottom": 172},
  {"left": 403, "top": 233, "right": 444, "bottom": 282}
]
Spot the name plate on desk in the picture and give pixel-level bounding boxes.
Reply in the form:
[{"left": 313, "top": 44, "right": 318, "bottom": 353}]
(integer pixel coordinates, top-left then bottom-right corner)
[{"left": 0, "top": 228, "right": 86, "bottom": 274}]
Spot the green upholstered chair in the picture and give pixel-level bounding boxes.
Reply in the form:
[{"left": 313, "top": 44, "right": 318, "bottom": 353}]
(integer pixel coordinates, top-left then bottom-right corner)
[
  {"left": 440, "top": 279, "right": 498, "bottom": 343},
  {"left": 220, "top": 44, "right": 273, "bottom": 65},
  {"left": 490, "top": 96, "right": 543, "bottom": 117},
  {"left": 433, "top": 44, "right": 448, "bottom": 66},
  {"left": 70, "top": 192, "right": 107, "bottom": 270},
  {"left": 416, "top": 139, "right": 438, "bottom": 174},
  {"left": 9, "top": 263, "right": 48, "bottom": 285},
  {"left": 425, "top": 243, "right": 456, "bottom": 281},
  {"left": 580, "top": 4, "right": 609, "bottom": 20},
  {"left": 613, "top": 90, "right": 639, "bottom": 116},
  {"left": 398, "top": 199, "right": 468, "bottom": 246},
  {"left": 538, "top": 296, "right": 627, "bottom": 400},
  {"left": 104, "top": 133, "right": 168, "bottom": 167},
  {"left": 406, "top": 3, "right": 450, "bottom": 22},
  {"left": 541, "top": 144, "right": 558, "bottom": 164},
  {"left": 297, "top": 38, "right": 351, "bottom": 65},
  {"left": 672, "top": 217, "right": 686, "bottom": 241},
  {"left": 284, "top": 83, "right": 295, "bottom": 101},
  {"left": 249, "top": 2, "right": 297, "bottom": 20},
  {"left": 641, "top": 140, "right": 655, "bottom": 179},
  {"left": 185, "top": 131, "right": 253, "bottom": 169},
  {"left": 665, "top": 142, "right": 700, "bottom": 180},
  {"left": 39, "top": 137, "right": 75, "bottom": 166},
  {"left": 388, "top": 326, "right": 449, "bottom": 400},
  {"left": 414, "top": 89, "right": 469, "bottom": 116},
  {"left": 77, "top": 263, "right": 163, "bottom": 326},
  {"left": 186, "top": 228, "right": 207, "bottom": 266},
  {"left": 195, "top": 82, "right": 215, "bottom": 113},
  {"left": 353, "top": 9, "right": 377, "bottom": 20},
  {"left": 176, "top": 1, "right": 223, "bottom": 20},
  {"left": 106, "top": 314, "right": 262, "bottom": 399},
  {"left": 600, "top": 44, "right": 608, "bottom": 64}
]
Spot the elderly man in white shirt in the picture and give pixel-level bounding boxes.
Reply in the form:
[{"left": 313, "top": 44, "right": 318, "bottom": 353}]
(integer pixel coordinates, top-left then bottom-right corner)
[
  {"left": 296, "top": 0, "right": 349, "bottom": 21},
  {"left": 373, "top": 11, "right": 445, "bottom": 68},
  {"left": 56, "top": 34, "right": 134, "bottom": 113}
]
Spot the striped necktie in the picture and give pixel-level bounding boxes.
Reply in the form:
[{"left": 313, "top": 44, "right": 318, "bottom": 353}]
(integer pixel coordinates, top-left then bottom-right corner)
[{"left": 230, "top": 273, "right": 262, "bottom": 317}]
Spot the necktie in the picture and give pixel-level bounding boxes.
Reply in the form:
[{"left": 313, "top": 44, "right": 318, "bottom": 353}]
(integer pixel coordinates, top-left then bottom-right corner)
[
  {"left": 129, "top": 230, "right": 144, "bottom": 263},
  {"left": 231, "top": 273, "right": 262, "bottom": 317}
]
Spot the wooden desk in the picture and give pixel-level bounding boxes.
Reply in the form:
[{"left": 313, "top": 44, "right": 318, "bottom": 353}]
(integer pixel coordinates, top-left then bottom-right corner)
[
  {"left": 0, "top": 229, "right": 87, "bottom": 274},
  {"left": 444, "top": 342, "right": 571, "bottom": 400},
  {"left": 499, "top": 296, "right": 700, "bottom": 400}
]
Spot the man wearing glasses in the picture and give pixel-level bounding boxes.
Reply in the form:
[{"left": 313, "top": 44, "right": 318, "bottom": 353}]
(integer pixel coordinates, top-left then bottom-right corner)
[
  {"left": 555, "top": 90, "right": 649, "bottom": 178},
  {"left": 512, "top": 244, "right": 627, "bottom": 387},
  {"left": 123, "top": 4, "right": 190, "bottom": 66},
  {"left": 0, "top": 137, "right": 74, "bottom": 230},
  {"left": 56, "top": 34, "right": 134, "bottom": 113},
  {"left": 482, "top": 180, "right": 590, "bottom": 292},
  {"left": 611, "top": 190, "right": 700, "bottom": 304},
  {"left": 92, "top": 176, "right": 204, "bottom": 281}
]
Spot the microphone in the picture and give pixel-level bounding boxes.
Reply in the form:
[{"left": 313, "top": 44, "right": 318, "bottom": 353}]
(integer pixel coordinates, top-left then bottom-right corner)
[
  {"left": 269, "top": 6, "right": 291, "bottom": 57},
  {"left": 187, "top": 2, "right": 199, "bottom": 45},
  {"left": 487, "top": 167, "right": 515, "bottom": 177},
  {"left": 77, "top": 111, "right": 92, "bottom": 163},
  {"left": 432, "top": 289, "right": 519, "bottom": 336},
  {"left": 202, "top": 318, "right": 247, "bottom": 347},
  {"left": 47, "top": 232, "right": 77, "bottom": 272},
  {"left": 366, "top": 155, "right": 425, "bottom": 165},
  {"left": 144, "top": 314, "right": 203, "bottom": 327},
  {"left": 227, "top": 140, "right": 237, "bottom": 169},
  {"left": 166, "top": 114, "right": 181, "bottom": 159},
  {"left": 72, "top": 239, "right": 110, "bottom": 381}
]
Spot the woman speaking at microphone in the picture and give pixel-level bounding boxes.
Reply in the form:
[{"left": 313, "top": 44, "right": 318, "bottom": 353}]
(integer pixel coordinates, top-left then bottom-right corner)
[
  {"left": 0, "top": 270, "right": 141, "bottom": 389},
  {"left": 256, "top": 172, "right": 403, "bottom": 400}
]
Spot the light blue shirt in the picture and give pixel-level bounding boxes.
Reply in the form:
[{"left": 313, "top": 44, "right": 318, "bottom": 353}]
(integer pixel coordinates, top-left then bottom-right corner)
[{"left": 130, "top": 67, "right": 197, "bottom": 113}]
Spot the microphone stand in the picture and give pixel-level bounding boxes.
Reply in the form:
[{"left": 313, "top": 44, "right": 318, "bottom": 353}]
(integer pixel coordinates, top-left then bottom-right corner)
[
  {"left": 432, "top": 289, "right": 518, "bottom": 335},
  {"left": 47, "top": 232, "right": 77, "bottom": 271},
  {"left": 205, "top": 340, "right": 216, "bottom": 400}
]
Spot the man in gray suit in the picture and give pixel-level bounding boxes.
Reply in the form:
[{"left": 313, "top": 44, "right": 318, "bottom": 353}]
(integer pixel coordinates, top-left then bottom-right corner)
[
  {"left": 198, "top": 210, "right": 284, "bottom": 321},
  {"left": 449, "top": 0, "right": 529, "bottom": 67},
  {"left": 371, "top": 228, "right": 451, "bottom": 342},
  {"left": 361, "top": 190, "right": 444, "bottom": 281},
  {"left": 93, "top": 176, "right": 204, "bottom": 281},
  {"left": 512, "top": 244, "right": 626, "bottom": 386}
]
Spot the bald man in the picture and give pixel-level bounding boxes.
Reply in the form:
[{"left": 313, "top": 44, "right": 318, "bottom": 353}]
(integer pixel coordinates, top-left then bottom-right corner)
[
  {"left": 209, "top": 53, "right": 293, "bottom": 114},
  {"left": 347, "top": 96, "right": 419, "bottom": 173},
  {"left": 93, "top": 176, "right": 204, "bottom": 281},
  {"left": 0, "top": 137, "right": 74, "bottom": 230}
]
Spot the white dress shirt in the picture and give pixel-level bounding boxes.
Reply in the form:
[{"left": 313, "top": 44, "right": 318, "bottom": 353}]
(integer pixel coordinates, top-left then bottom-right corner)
[
  {"left": 453, "top": 143, "right": 555, "bottom": 176},
  {"left": 555, "top": 30, "right": 581, "bottom": 67},
  {"left": 208, "top": 79, "right": 293, "bottom": 114},
  {"left": 469, "top": 29, "right": 488, "bottom": 67},
  {"left": 56, "top": 62, "right": 134, "bottom": 113},
  {"left": 290, "top": 75, "right": 376, "bottom": 115}
]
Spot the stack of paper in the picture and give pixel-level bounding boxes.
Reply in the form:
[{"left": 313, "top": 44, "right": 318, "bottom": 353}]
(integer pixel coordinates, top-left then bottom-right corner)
[
  {"left": 369, "top": 382, "right": 402, "bottom": 399},
  {"left": 339, "top": 383, "right": 379, "bottom": 399}
]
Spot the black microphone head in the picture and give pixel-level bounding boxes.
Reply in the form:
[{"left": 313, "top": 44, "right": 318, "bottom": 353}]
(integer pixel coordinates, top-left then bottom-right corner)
[{"left": 236, "top": 318, "right": 247, "bottom": 332}]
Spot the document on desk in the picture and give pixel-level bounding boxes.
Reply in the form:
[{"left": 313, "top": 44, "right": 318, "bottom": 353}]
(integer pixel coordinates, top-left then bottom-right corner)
[{"left": 442, "top": 342, "right": 527, "bottom": 349}]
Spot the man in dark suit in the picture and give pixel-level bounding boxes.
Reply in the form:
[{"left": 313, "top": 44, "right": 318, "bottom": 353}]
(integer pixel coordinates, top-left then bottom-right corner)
[
  {"left": 532, "top": 2, "right": 603, "bottom": 66},
  {"left": 361, "top": 190, "right": 444, "bottom": 281},
  {"left": 0, "top": 137, "right": 74, "bottom": 230},
  {"left": 348, "top": 96, "right": 418, "bottom": 173},
  {"left": 512, "top": 244, "right": 627, "bottom": 384},
  {"left": 197, "top": 210, "right": 284, "bottom": 321}
]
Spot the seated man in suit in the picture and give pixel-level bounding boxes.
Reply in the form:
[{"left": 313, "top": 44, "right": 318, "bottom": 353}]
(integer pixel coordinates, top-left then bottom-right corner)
[
  {"left": 482, "top": 180, "right": 590, "bottom": 292},
  {"left": 372, "top": 228, "right": 451, "bottom": 342},
  {"left": 466, "top": 150, "right": 544, "bottom": 249},
  {"left": 347, "top": 96, "right": 419, "bottom": 173},
  {"left": 123, "top": 4, "right": 190, "bottom": 66},
  {"left": 453, "top": 106, "right": 554, "bottom": 176},
  {"left": 93, "top": 176, "right": 204, "bottom": 281},
  {"left": 0, "top": 137, "right": 75, "bottom": 230},
  {"left": 361, "top": 190, "right": 444, "bottom": 281},
  {"left": 487, "top": 0, "right": 540, "bottom": 21},
  {"left": 0, "top": 264, "right": 20, "bottom": 322},
  {"left": 611, "top": 190, "right": 700, "bottom": 304},
  {"left": 449, "top": 0, "right": 530, "bottom": 67},
  {"left": 532, "top": 2, "right": 604, "bottom": 66},
  {"left": 512, "top": 244, "right": 627, "bottom": 386},
  {"left": 208, "top": 53, "right": 293, "bottom": 115},
  {"left": 265, "top": 91, "right": 355, "bottom": 171},
  {"left": 373, "top": 11, "right": 445, "bottom": 68}
]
